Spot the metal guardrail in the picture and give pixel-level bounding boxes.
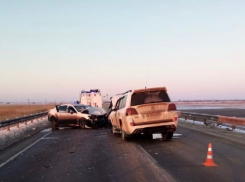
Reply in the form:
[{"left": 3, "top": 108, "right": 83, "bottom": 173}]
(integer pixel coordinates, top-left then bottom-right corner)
[
  {"left": 0, "top": 112, "right": 48, "bottom": 130},
  {"left": 179, "top": 111, "right": 245, "bottom": 129}
]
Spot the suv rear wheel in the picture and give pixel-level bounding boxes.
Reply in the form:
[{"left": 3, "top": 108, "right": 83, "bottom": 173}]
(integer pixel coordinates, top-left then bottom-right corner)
[
  {"left": 121, "top": 129, "right": 130, "bottom": 141},
  {"left": 162, "top": 132, "right": 173, "bottom": 141}
]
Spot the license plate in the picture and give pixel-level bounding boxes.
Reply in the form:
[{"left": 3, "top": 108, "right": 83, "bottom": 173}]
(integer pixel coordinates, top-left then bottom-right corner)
[{"left": 146, "top": 112, "right": 160, "bottom": 118}]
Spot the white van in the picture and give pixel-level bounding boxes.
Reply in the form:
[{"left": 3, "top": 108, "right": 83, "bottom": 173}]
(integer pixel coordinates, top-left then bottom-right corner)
[{"left": 80, "top": 89, "right": 103, "bottom": 108}]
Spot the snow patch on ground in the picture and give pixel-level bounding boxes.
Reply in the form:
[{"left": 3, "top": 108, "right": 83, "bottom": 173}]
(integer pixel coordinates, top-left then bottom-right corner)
[
  {"left": 179, "top": 118, "right": 206, "bottom": 126},
  {"left": 0, "top": 117, "right": 50, "bottom": 150},
  {"left": 177, "top": 105, "right": 245, "bottom": 110},
  {"left": 179, "top": 118, "right": 245, "bottom": 135}
]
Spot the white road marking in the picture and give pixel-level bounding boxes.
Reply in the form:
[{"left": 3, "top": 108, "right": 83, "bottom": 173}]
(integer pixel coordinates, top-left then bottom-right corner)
[
  {"left": 0, "top": 131, "right": 51, "bottom": 168},
  {"left": 137, "top": 145, "right": 158, "bottom": 164},
  {"left": 42, "top": 137, "right": 59, "bottom": 140},
  {"left": 40, "top": 128, "right": 52, "bottom": 132},
  {"left": 153, "top": 133, "right": 182, "bottom": 139},
  {"left": 59, "top": 127, "right": 71, "bottom": 130}
]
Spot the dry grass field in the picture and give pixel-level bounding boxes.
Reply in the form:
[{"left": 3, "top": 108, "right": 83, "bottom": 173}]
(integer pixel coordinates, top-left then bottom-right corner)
[{"left": 0, "top": 105, "right": 55, "bottom": 121}]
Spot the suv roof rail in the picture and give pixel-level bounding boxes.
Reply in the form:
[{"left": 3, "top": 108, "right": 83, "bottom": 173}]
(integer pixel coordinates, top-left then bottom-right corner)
[{"left": 116, "top": 90, "right": 132, "bottom": 96}]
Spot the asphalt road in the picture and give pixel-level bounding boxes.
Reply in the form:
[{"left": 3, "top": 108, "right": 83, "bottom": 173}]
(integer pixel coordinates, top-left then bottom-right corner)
[{"left": 1, "top": 124, "right": 245, "bottom": 182}]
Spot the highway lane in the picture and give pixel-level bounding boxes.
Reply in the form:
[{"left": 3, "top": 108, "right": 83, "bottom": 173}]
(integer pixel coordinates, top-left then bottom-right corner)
[
  {"left": 0, "top": 128, "right": 173, "bottom": 182},
  {"left": 136, "top": 126, "right": 245, "bottom": 182},
  {"left": 1, "top": 124, "right": 245, "bottom": 182}
]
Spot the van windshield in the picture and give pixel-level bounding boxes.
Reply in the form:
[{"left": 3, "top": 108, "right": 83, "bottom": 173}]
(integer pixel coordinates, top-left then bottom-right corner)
[{"left": 131, "top": 91, "right": 170, "bottom": 106}]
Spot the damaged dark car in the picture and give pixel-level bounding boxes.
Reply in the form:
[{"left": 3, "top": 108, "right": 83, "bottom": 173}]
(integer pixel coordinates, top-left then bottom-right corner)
[{"left": 48, "top": 104, "right": 110, "bottom": 130}]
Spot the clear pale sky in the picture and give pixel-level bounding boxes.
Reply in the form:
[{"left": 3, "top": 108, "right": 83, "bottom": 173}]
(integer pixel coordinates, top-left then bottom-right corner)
[{"left": 1, "top": 0, "right": 245, "bottom": 102}]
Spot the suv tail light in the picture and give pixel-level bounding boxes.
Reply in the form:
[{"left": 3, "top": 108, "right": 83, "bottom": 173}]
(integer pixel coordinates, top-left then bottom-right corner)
[
  {"left": 168, "top": 103, "right": 176, "bottom": 111},
  {"left": 126, "top": 108, "right": 138, "bottom": 116}
]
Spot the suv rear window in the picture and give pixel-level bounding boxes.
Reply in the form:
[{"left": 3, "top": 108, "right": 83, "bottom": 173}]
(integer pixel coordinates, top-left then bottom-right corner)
[{"left": 131, "top": 91, "right": 170, "bottom": 106}]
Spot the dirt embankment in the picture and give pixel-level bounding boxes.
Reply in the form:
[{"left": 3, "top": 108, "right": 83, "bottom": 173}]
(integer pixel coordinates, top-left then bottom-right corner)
[{"left": 0, "top": 105, "right": 55, "bottom": 121}]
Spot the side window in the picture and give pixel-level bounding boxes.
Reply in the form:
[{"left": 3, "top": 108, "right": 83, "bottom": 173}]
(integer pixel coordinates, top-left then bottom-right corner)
[
  {"left": 58, "top": 105, "right": 67, "bottom": 113},
  {"left": 115, "top": 99, "right": 121, "bottom": 110},
  {"left": 119, "top": 96, "right": 127, "bottom": 109},
  {"left": 68, "top": 106, "right": 76, "bottom": 113}
]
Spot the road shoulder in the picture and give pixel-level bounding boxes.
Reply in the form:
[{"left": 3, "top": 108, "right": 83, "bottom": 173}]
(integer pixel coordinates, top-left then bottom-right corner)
[{"left": 179, "top": 119, "right": 245, "bottom": 145}]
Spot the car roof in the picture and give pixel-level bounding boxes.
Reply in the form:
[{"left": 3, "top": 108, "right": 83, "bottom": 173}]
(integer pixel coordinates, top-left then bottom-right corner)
[
  {"left": 60, "top": 104, "right": 89, "bottom": 107},
  {"left": 133, "top": 87, "right": 167, "bottom": 93}
]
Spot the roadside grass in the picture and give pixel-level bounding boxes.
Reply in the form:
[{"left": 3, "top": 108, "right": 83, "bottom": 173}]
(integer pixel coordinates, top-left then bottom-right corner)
[{"left": 0, "top": 105, "right": 55, "bottom": 122}]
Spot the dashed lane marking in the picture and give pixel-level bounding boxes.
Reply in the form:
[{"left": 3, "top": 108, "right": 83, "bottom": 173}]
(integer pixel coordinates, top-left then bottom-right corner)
[
  {"left": 40, "top": 128, "right": 52, "bottom": 132},
  {"left": 173, "top": 134, "right": 182, "bottom": 137},
  {"left": 153, "top": 133, "right": 182, "bottom": 139},
  {"left": 0, "top": 131, "right": 51, "bottom": 168},
  {"left": 41, "top": 137, "right": 59, "bottom": 140}
]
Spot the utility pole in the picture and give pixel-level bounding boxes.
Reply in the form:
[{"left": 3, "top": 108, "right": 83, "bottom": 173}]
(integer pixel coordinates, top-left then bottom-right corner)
[{"left": 28, "top": 99, "right": 30, "bottom": 109}]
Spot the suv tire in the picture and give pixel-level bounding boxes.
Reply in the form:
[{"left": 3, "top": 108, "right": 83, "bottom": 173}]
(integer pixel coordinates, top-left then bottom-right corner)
[
  {"left": 112, "top": 125, "right": 117, "bottom": 134},
  {"left": 121, "top": 129, "right": 130, "bottom": 141},
  {"left": 162, "top": 132, "right": 173, "bottom": 141}
]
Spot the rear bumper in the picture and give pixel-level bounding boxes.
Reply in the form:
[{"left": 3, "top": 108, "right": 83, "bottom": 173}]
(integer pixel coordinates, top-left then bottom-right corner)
[
  {"left": 132, "top": 125, "right": 176, "bottom": 134},
  {"left": 124, "top": 117, "right": 178, "bottom": 135},
  {"left": 134, "top": 119, "right": 173, "bottom": 126}
]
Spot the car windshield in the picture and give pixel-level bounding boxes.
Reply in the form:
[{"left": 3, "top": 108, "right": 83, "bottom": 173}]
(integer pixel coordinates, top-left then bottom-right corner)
[
  {"left": 131, "top": 91, "right": 170, "bottom": 106},
  {"left": 74, "top": 105, "right": 89, "bottom": 112},
  {"left": 88, "top": 107, "right": 106, "bottom": 115}
]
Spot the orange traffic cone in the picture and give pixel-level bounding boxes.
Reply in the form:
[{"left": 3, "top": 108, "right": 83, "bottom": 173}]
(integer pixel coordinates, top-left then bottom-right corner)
[{"left": 203, "top": 143, "right": 217, "bottom": 167}]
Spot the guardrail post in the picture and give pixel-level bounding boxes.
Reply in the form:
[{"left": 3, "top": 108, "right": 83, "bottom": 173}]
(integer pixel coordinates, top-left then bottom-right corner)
[
  {"left": 31, "top": 120, "right": 33, "bottom": 123},
  {"left": 204, "top": 119, "right": 207, "bottom": 126},
  {"left": 7, "top": 126, "right": 10, "bottom": 132},
  {"left": 25, "top": 121, "right": 27, "bottom": 126},
  {"left": 16, "top": 123, "right": 19, "bottom": 128}
]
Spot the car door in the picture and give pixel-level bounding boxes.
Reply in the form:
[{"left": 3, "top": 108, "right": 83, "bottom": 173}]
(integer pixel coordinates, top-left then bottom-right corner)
[
  {"left": 56, "top": 105, "right": 68, "bottom": 124},
  {"left": 115, "top": 98, "right": 123, "bottom": 128},
  {"left": 67, "top": 106, "right": 77, "bottom": 124},
  {"left": 115, "top": 96, "right": 127, "bottom": 129}
]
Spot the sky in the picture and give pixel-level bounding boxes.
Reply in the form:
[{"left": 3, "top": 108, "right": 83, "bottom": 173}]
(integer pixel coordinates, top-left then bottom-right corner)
[{"left": 0, "top": 0, "right": 245, "bottom": 102}]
